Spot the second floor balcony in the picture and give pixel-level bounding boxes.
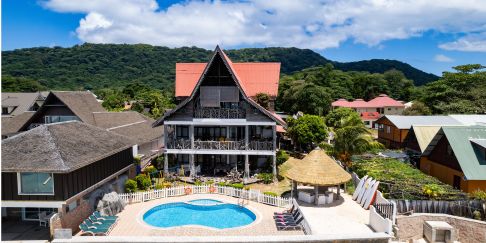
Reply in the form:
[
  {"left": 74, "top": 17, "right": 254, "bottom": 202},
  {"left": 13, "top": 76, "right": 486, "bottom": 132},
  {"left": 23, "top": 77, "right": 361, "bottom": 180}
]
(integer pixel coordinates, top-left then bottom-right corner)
[
  {"left": 166, "top": 138, "right": 273, "bottom": 151},
  {"left": 194, "top": 107, "right": 246, "bottom": 119}
]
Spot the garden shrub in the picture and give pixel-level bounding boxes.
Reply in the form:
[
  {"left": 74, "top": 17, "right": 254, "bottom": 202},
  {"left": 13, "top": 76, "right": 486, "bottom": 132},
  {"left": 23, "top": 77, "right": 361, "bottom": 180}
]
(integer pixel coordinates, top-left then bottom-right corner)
[
  {"left": 472, "top": 210, "right": 482, "bottom": 220},
  {"left": 133, "top": 155, "right": 141, "bottom": 166},
  {"left": 345, "top": 181, "right": 355, "bottom": 195},
  {"left": 318, "top": 142, "right": 334, "bottom": 153},
  {"left": 471, "top": 189, "right": 486, "bottom": 200},
  {"left": 194, "top": 180, "right": 202, "bottom": 186},
  {"left": 257, "top": 173, "right": 274, "bottom": 184},
  {"left": 351, "top": 157, "right": 465, "bottom": 200},
  {"left": 135, "top": 174, "right": 151, "bottom": 191},
  {"left": 144, "top": 165, "right": 157, "bottom": 174},
  {"left": 125, "top": 179, "right": 137, "bottom": 193},
  {"left": 263, "top": 191, "right": 278, "bottom": 197},
  {"left": 276, "top": 150, "right": 290, "bottom": 166},
  {"left": 230, "top": 183, "right": 244, "bottom": 189},
  {"left": 217, "top": 182, "right": 228, "bottom": 187}
]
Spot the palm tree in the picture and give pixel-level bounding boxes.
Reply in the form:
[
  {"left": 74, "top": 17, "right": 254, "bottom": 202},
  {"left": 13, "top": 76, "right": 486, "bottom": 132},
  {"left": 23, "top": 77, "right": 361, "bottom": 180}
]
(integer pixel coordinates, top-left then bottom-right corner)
[{"left": 333, "top": 125, "right": 383, "bottom": 168}]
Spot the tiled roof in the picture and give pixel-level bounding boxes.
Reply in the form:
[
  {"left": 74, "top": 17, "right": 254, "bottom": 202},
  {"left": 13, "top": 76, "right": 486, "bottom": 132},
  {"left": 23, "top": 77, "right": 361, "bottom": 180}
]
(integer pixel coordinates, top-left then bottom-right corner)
[
  {"left": 175, "top": 63, "right": 280, "bottom": 98},
  {"left": 361, "top": 112, "right": 380, "bottom": 120},
  {"left": 332, "top": 94, "right": 404, "bottom": 108}
]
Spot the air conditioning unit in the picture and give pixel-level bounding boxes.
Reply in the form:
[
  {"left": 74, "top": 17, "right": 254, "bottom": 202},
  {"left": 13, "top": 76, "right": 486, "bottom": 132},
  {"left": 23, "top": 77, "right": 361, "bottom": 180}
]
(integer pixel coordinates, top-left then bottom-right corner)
[{"left": 424, "top": 221, "right": 454, "bottom": 243}]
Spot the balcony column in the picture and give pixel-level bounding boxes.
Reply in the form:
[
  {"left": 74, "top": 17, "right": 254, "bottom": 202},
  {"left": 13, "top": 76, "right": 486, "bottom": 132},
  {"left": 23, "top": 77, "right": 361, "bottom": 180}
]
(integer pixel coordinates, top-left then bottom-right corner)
[
  {"left": 244, "top": 154, "right": 250, "bottom": 181},
  {"left": 272, "top": 125, "right": 277, "bottom": 181},
  {"left": 245, "top": 125, "right": 249, "bottom": 150},
  {"left": 164, "top": 154, "right": 169, "bottom": 176},
  {"left": 163, "top": 125, "right": 168, "bottom": 149},
  {"left": 189, "top": 125, "right": 194, "bottom": 149},
  {"left": 189, "top": 154, "right": 196, "bottom": 178}
]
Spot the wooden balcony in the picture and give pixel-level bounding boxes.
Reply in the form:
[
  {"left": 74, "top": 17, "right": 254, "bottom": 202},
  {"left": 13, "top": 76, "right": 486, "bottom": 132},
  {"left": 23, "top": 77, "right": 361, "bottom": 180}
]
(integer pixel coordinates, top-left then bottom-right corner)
[
  {"left": 194, "top": 108, "right": 246, "bottom": 119},
  {"left": 166, "top": 138, "right": 273, "bottom": 151}
]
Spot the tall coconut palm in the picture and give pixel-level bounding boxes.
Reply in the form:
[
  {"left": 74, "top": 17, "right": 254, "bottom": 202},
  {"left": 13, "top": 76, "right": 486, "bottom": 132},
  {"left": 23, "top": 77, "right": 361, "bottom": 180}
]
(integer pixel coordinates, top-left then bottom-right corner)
[{"left": 333, "top": 125, "right": 383, "bottom": 168}]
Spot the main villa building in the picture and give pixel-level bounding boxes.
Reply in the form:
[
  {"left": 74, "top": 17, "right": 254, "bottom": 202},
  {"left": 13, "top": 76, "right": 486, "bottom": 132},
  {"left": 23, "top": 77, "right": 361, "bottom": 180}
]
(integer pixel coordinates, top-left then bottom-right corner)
[{"left": 154, "top": 46, "right": 286, "bottom": 181}]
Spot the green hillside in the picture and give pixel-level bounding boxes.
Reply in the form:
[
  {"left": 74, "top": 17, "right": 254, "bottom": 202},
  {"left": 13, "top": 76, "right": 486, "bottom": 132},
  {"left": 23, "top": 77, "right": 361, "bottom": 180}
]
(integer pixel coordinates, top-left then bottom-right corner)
[{"left": 2, "top": 43, "right": 438, "bottom": 91}]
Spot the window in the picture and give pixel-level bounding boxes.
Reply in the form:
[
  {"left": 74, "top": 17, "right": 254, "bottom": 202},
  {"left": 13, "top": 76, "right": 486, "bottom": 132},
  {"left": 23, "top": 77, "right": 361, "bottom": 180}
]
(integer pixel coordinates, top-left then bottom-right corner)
[
  {"left": 176, "top": 126, "right": 189, "bottom": 138},
  {"left": 386, "top": 126, "right": 391, "bottom": 134},
  {"left": 44, "top": 116, "right": 79, "bottom": 124},
  {"left": 2, "top": 107, "right": 9, "bottom": 115},
  {"left": 18, "top": 173, "right": 54, "bottom": 195},
  {"left": 22, "top": 208, "right": 56, "bottom": 221}
]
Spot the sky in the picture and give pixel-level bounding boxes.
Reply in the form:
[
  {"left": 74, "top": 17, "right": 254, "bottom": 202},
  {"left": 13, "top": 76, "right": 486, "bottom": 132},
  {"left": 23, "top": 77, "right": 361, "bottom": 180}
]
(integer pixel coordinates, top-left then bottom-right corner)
[{"left": 2, "top": 0, "right": 486, "bottom": 75}]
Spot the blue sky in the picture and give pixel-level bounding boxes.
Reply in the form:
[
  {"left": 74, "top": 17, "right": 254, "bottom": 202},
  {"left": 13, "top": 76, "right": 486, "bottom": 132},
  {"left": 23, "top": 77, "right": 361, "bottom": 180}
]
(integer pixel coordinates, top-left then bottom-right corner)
[{"left": 3, "top": 0, "right": 486, "bottom": 75}]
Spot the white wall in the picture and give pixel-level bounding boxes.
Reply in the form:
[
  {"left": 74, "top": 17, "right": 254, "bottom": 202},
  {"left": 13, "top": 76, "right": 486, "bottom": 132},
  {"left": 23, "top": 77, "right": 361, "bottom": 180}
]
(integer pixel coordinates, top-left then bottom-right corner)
[{"left": 369, "top": 206, "right": 393, "bottom": 234}]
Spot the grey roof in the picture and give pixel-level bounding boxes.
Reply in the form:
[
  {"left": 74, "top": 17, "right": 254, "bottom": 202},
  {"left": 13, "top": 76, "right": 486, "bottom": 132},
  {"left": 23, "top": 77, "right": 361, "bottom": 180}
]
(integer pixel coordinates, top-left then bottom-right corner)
[
  {"left": 1, "top": 112, "right": 35, "bottom": 136},
  {"left": 382, "top": 115, "right": 464, "bottom": 129},
  {"left": 448, "top": 115, "right": 486, "bottom": 126},
  {"left": 1, "top": 92, "right": 45, "bottom": 117},
  {"left": 1, "top": 121, "right": 135, "bottom": 173},
  {"left": 93, "top": 111, "right": 163, "bottom": 144},
  {"left": 471, "top": 139, "right": 486, "bottom": 149},
  {"left": 423, "top": 126, "right": 486, "bottom": 180},
  {"left": 51, "top": 91, "right": 105, "bottom": 125}
]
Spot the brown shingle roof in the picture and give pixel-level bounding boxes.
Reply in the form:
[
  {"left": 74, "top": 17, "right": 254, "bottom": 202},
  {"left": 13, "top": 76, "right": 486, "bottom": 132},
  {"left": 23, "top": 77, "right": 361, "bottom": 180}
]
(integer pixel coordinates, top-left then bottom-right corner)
[
  {"left": 2, "top": 92, "right": 45, "bottom": 116},
  {"left": 1, "top": 121, "right": 135, "bottom": 173},
  {"left": 93, "top": 111, "right": 163, "bottom": 144},
  {"left": 51, "top": 91, "right": 105, "bottom": 125},
  {"left": 1, "top": 112, "right": 35, "bottom": 136}
]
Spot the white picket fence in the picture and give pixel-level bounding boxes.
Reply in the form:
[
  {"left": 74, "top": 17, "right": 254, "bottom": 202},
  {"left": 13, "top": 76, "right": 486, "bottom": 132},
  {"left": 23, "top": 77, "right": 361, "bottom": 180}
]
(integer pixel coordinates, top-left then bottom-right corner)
[{"left": 118, "top": 185, "right": 292, "bottom": 208}]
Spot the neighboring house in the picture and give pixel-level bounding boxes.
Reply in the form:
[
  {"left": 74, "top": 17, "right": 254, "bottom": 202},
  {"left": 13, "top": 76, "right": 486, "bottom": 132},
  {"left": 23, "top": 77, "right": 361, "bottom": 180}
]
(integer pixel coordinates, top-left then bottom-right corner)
[
  {"left": 1, "top": 92, "right": 48, "bottom": 117},
  {"left": 331, "top": 94, "right": 405, "bottom": 128},
  {"left": 153, "top": 46, "right": 286, "bottom": 180},
  {"left": 403, "top": 125, "right": 441, "bottom": 166},
  {"left": 3, "top": 91, "right": 163, "bottom": 164},
  {"left": 1, "top": 121, "right": 135, "bottom": 223},
  {"left": 375, "top": 115, "right": 463, "bottom": 148},
  {"left": 420, "top": 126, "right": 486, "bottom": 192}
]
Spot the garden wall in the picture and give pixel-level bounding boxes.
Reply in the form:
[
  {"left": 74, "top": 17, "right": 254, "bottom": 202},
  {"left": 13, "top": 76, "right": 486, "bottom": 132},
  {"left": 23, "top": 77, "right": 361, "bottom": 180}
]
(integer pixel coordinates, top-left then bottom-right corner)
[{"left": 396, "top": 213, "right": 486, "bottom": 243}]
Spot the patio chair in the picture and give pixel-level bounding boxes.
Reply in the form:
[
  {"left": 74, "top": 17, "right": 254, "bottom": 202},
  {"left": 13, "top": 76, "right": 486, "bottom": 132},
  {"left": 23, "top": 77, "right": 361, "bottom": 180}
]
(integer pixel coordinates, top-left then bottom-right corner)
[
  {"left": 276, "top": 217, "right": 304, "bottom": 231},
  {"left": 79, "top": 222, "right": 109, "bottom": 236},
  {"left": 89, "top": 214, "right": 116, "bottom": 224},
  {"left": 38, "top": 211, "right": 48, "bottom": 227},
  {"left": 274, "top": 205, "right": 295, "bottom": 216},
  {"left": 94, "top": 211, "right": 118, "bottom": 221}
]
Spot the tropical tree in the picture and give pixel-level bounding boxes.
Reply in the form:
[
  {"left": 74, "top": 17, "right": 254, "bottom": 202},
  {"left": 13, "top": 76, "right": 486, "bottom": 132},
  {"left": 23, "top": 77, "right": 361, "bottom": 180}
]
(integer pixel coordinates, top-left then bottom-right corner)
[
  {"left": 402, "top": 101, "right": 431, "bottom": 115},
  {"left": 255, "top": 92, "right": 270, "bottom": 109},
  {"left": 287, "top": 114, "right": 328, "bottom": 151},
  {"left": 333, "top": 125, "right": 384, "bottom": 168},
  {"left": 325, "top": 107, "right": 362, "bottom": 129}
]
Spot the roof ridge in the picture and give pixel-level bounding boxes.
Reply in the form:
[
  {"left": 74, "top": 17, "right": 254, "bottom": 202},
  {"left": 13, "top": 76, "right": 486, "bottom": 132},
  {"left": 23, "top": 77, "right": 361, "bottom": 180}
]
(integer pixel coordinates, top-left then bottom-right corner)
[{"left": 43, "top": 125, "right": 71, "bottom": 172}]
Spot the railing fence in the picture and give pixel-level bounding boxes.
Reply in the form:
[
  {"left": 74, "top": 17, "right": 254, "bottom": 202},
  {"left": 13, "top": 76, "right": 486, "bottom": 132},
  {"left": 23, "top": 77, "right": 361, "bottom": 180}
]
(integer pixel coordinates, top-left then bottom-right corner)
[
  {"left": 118, "top": 185, "right": 292, "bottom": 208},
  {"left": 391, "top": 199, "right": 486, "bottom": 220},
  {"left": 374, "top": 203, "right": 395, "bottom": 222}
]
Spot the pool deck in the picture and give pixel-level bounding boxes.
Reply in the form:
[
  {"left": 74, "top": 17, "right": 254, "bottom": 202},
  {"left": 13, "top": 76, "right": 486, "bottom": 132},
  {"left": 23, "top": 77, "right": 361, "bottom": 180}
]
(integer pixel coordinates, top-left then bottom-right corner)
[{"left": 104, "top": 194, "right": 303, "bottom": 236}]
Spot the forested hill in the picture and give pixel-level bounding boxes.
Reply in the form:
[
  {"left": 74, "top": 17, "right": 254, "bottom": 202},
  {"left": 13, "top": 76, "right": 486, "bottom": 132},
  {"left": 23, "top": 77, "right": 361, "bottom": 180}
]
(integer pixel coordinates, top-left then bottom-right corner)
[
  {"left": 333, "top": 59, "right": 438, "bottom": 86},
  {"left": 2, "top": 43, "right": 438, "bottom": 91}
]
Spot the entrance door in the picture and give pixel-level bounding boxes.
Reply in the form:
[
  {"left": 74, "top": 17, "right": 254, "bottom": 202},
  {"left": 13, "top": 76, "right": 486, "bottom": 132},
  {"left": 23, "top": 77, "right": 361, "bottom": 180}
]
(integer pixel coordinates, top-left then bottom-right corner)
[{"left": 453, "top": 175, "right": 461, "bottom": 189}]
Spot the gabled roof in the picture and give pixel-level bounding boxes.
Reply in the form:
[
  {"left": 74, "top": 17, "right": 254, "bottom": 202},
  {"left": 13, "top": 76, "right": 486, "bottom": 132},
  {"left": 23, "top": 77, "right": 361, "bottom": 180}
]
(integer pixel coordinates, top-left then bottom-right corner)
[
  {"left": 51, "top": 91, "right": 105, "bottom": 124},
  {"left": 361, "top": 111, "right": 380, "bottom": 120},
  {"left": 1, "top": 112, "right": 35, "bottom": 136},
  {"left": 154, "top": 46, "right": 286, "bottom": 127},
  {"left": 1, "top": 121, "right": 134, "bottom": 173},
  {"left": 448, "top": 115, "right": 486, "bottom": 126},
  {"left": 93, "top": 111, "right": 163, "bottom": 144},
  {"left": 1, "top": 92, "right": 46, "bottom": 116},
  {"left": 408, "top": 125, "right": 441, "bottom": 152},
  {"left": 423, "top": 126, "right": 486, "bottom": 180},
  {"left": 332, "top": 94, "right": 404, "bottom": 108},
  {"left": 378, "top": 115, "right": 462, "bottom": 129},
  {"left": 175, "top": 62, "right": 280, "bottom": 98}
]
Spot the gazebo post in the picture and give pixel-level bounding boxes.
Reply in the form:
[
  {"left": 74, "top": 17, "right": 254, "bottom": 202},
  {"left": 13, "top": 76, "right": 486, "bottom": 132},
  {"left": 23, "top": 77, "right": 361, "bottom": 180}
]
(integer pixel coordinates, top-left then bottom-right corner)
[
  {"left": 292, "top": 180, "right": 298, "bottom": 198},
  {"left": 337, "top": 184, "right": 341, "bottom": 196},
  {"left": 314, "top": 185, "right": 319, "bottom": 205}
]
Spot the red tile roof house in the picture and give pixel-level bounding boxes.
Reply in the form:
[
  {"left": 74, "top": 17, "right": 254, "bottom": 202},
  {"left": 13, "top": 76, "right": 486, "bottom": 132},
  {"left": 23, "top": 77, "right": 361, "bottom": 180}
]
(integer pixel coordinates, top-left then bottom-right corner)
[
  {"left": 154, "top": 46, "right": 286, "bottom": 182},
  {"left": 331, "top": 94, "right": 405, "bottom": 128}
]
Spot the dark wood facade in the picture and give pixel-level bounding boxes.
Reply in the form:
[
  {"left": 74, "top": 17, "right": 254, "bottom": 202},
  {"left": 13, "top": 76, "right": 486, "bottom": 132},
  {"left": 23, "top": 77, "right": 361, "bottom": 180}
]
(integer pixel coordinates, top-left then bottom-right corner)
[
  {"left": 427, "top": 136, "right": 462, "bottom": 172},
  {"left": 376, "top": 117, "right": 408, "bottom": 148},
  {"left": 1, "top": 148, "right": 133, "bottom": 202}
]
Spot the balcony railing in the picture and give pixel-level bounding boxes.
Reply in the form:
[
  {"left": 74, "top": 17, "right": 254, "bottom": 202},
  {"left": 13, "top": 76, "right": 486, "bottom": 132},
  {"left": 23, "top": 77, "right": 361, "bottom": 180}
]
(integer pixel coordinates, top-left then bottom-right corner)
[
  {"left": 194, "top": 108, "right": 246, "bottom": 119},
  {"left": 166, "top": 138, "right": 273, "bottom": 151}
]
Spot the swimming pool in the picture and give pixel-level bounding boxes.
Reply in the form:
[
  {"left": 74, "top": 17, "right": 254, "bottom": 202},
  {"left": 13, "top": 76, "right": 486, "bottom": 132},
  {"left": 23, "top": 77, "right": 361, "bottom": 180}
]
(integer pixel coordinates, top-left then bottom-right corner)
[{"left": 143, "top": 200, "right": 256, "bottom": 229}]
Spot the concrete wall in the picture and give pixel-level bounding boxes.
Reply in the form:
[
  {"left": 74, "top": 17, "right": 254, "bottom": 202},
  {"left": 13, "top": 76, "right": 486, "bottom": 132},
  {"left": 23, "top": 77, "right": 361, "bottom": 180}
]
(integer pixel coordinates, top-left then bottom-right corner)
[
  {"left": 396, "top": 213, "right": 486, "bottom": 243},
  {"left": 60, "top": 200, "right": 93, "bottom": 234}
]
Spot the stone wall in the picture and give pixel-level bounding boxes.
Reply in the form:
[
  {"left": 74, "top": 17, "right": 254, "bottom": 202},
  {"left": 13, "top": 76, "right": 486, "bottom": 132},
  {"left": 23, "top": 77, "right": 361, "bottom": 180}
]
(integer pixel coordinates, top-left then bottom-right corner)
[
  {"left": 396, "top": 213, "right": 486, "bottom": 243},
  {"left": 60, "top": 200, "right": 93, "bottom": 234}
]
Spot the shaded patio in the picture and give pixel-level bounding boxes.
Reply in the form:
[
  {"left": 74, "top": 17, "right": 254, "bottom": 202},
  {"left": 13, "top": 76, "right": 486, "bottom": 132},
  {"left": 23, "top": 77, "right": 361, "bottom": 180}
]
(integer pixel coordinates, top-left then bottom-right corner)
[{"left": 1, "top": 220, "right": 50, "bottom": 242}]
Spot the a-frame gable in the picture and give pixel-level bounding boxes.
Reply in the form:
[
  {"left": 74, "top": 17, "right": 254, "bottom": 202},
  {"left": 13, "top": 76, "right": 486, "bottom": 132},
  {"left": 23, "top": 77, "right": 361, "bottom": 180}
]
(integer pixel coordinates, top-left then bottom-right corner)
[{"left": 153, "top": 46, "right": 285, "bottom": 127}]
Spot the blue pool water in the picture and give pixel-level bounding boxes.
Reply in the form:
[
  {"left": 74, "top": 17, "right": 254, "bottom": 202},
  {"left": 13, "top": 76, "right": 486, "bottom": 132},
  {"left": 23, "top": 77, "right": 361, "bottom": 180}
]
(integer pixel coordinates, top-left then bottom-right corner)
[
  {"left": 143, "top": 201, "right": 256, "bottom": 229},
  {"left": 187, "top": 199, "right": 223, "bottom": 205}
]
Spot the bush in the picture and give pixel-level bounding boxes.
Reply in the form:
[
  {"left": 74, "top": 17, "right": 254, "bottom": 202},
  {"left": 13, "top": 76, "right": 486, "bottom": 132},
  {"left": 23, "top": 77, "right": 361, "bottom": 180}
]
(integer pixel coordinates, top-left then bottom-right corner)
[
  {"left": 263, "top": 191, "right": 278, "bottom": 197},
  {"left": 257, "top": 173, "right": 274, "bottom": 184},
  {"left": 204, "top": 180, "right": 214, "bottom": 185},
  {"left": 217, "top": 182, "right": 228, "bottom": 187},
  {"left": 471, "top": 189, "right": 486, "bottom": 200},
  {"left": 345, "top": 181, "right": 355, "bottom": 195},
  {"left": 144, "top": 165, "right": 157, "bottom": 175},
  {"left": 133, "top": 156, "right": 141, "bottom": 166},
  {"left": 422, "top": 184, "right": 444, "bottom": 199},
  {"left": 276, "top": 150, "right": 290, "bottom": 166},
  {"left": 230, "top": 183, "right": 244, "bottom": 189},
  {"left": 194, "top": 180, "right": 202, "bottom": 186},
  {"left": 318, "top": 142, "right": 334, "bottom": 153},
  {"left": 125, "top": 179, "right": 137, "bottom": 193},
  {"left": 135, "top": 174, "right": 151, "bottom": 191}
]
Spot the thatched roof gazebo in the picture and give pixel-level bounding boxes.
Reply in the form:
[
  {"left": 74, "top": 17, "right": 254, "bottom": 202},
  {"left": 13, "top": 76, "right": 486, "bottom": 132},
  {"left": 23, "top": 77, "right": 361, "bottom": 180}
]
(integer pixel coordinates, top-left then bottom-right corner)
[{"left": 285, "top": 149, "right": 351, "bottom": 205}]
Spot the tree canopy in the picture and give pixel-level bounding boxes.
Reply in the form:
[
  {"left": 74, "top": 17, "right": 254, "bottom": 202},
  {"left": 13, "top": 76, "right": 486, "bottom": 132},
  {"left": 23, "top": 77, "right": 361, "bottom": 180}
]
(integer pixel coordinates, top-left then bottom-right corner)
[
  {"left": 325, "top": 107, "right": 362, "bottom": 129},
  {"left": 287, "top": 114, "right": 328, "bottom": 151}
]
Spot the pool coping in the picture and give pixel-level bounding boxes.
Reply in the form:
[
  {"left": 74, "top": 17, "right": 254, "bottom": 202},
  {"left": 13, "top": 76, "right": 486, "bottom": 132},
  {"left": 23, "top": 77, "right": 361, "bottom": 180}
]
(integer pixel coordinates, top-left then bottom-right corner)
[{"left": 136, "top": 197, "right": 263, "bottom": 232}]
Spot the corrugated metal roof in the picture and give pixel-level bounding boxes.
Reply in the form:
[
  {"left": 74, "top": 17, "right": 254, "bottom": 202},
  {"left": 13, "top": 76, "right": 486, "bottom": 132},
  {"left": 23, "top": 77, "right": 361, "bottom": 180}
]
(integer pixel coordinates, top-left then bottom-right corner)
[
  {"left": 440, "top": 126, "right": 486, "bottom": 180},
  {"left": 175, "top": 62, "right": 280, "bottom": 98},
  {"left": 471, "top": 139, "right": 486, "bottom": 149},
  {"left": 410, "top": 125, "right": 441, "bottom": 152},
  {"left": 383, "top": 115, "right": 462, "bottom": 129},
  {"left": 449, "top": 115, "right": 486, "bottom": 126}
]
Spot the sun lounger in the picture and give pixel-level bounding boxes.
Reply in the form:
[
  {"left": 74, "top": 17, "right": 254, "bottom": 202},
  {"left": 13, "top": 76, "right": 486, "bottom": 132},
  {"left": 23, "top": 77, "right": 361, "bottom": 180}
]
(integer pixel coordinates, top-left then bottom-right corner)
[
  {"left": 273, "top": 209, "right": 299, "bottom": 219},
  {"left": 94, "top": 211, "right": 118, "bottom": 220},
  {"left": 83, "top": 219, "right": 113, "bottom": 230},
  {"left": 79, "top": 222, "right": 109, "bottom": 236},
  {"left": 274, "top": 205, "right": 295, "bottom": 216},
  {"left": 276, "top": 217, "right": 304, "bottom": 231},
  {"left": 90, "top": 214, "right": 117, "bottom": 223}
]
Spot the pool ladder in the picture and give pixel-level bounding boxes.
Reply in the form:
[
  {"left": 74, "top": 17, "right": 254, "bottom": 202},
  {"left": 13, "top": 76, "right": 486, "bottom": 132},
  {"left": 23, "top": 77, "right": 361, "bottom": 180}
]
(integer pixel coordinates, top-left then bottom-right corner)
[{"left": 237, "top": 191, "right": 249, "bottom": 207}]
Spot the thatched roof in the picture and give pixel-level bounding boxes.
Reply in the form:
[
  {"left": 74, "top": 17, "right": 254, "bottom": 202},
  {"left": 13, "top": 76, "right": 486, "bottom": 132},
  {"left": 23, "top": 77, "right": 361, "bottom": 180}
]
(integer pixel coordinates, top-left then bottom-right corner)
[
  {"left": 93, "top": 111, "right": 163, "bottom": 144},
  {"left": 2, "top": 92, "right": 46, "bottom": 116},
  {"left": 278, "top": 157, "right": 301, "bottom": 177},
  {"left": 285, "top": 149, "right": 351, "bottom": 186},
  {"left": 1, "top": 112, "right": 34, "bottom": 136},
  {"left": 52, "top": 91, "right": 105, "bottom": 125},
  {"left": 1, "top": 121, "right": 135, "bottom": 173}
]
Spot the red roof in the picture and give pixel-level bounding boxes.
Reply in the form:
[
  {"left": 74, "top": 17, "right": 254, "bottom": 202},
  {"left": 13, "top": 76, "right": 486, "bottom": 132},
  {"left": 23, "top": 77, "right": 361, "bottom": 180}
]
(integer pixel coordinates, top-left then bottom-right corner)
[
  {"left": 361, "top": 112, "right": 381, "bottom": 120},
  {"left": 175, "top": 62, "right": 281, "bottom": 98},
  {"left": 332, "top": 94, "right": 404, "bottom": 108}
]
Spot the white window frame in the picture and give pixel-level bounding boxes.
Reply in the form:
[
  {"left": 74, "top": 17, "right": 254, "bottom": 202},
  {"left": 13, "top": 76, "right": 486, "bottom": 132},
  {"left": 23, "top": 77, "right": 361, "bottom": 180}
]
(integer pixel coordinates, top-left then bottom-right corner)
[{"left": 17, "top": 172, "right": 55, "bottom": 196}]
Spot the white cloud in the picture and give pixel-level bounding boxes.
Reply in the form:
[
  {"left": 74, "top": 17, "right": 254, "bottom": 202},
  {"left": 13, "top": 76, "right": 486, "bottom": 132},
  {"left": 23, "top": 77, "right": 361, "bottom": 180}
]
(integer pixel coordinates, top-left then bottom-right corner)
[
  {"left": 439, "top": 33, "right": 486, "bottom": 52},
  {"left": 434, "top": 54, "right": 454, "bottom": 62},
  {"left": 42, "top": 0, "right": 486, "bottom": 51}
]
